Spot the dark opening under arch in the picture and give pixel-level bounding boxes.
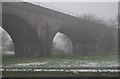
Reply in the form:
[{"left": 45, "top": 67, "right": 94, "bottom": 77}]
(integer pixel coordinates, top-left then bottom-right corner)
[{"left": 2, "top": 13, "right": 42, "bottom": 57}]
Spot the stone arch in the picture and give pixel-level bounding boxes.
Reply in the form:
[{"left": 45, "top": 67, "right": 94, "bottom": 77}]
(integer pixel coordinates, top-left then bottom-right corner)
[
  {"left": 2, "top": 13, "right": 43, "bottom": 57},
  {"left": 58, "top": 23, "right": 97, "bottom": 55}
]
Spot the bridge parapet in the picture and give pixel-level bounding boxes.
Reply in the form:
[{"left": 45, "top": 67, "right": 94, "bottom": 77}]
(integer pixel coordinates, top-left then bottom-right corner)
[{"left": 25, "top": 2, "right": 77, "bottom": 17}]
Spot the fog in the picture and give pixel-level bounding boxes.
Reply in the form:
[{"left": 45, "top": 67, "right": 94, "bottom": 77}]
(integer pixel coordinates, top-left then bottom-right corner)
[{"left": 43, "top": 2, "right": 118, "bottom": 21}]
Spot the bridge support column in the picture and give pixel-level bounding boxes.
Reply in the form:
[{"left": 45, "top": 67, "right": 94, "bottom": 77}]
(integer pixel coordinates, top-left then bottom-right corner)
[
  {"left": 73, "top": 43, "right": 82, "bottom": 54},
  {"left": 14, "top": 43, "right": 43, "bottom": 57},
  {"left": 40, "top": 37, "right": 53, "bottom": 56},
  {"left": 73, "top": 43, "right": 92, "bottom": 55},
  {"left": 13, "top": 34, "right": 53, "bottom": 57}
]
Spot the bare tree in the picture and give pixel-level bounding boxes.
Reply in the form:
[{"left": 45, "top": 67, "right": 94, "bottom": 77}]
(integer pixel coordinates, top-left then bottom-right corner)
[
  {"left": 107, "top": 16, "right": 118, "bottom": 29},
  {"left": 78, "top": 14, "right": 105, "bottom": 24},
  {"left": 76, "top": 14, "right": 117, "bottom": 54}
]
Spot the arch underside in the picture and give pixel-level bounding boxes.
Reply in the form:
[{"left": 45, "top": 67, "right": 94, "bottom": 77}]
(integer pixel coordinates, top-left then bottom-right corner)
[{"left": 2, "top": 13, "right": 51, "bottom": 57}]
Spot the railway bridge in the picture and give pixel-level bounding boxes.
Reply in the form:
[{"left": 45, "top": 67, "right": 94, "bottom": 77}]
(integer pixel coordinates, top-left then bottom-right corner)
[{"left": 0, "top": 2, "right": 117, "bottom": 57}]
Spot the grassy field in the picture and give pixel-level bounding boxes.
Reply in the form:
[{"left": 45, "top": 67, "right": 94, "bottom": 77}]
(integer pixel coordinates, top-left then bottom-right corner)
[
  {"left": 2, "top": 53, "right": 118, "bottom": 65},
  {"left": 1, "top": 53, "right": 119, "bottom": 77}
]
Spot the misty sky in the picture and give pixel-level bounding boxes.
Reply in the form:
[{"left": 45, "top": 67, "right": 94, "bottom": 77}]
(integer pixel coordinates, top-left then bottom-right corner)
[{"left": 43, "top": 2, "right": 118, "bottom": 21}]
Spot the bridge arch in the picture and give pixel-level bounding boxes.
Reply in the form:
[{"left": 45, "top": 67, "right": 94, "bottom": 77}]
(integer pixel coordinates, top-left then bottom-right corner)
[
  {"left": 2, "top": 13, "right": 43, "bottom": 57},
  {"left": 57, "top": 23, "right": 98, "bottom": 55}
]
